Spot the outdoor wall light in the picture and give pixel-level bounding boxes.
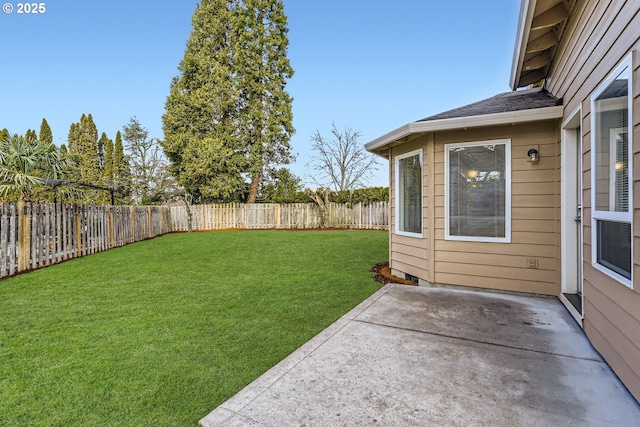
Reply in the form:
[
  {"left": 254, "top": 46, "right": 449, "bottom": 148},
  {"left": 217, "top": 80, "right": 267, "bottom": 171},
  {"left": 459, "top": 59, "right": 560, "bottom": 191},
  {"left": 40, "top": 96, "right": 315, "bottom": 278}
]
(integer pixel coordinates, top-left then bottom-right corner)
[{"left": 527, "top": 148, "right": 539, "bottom": 163}]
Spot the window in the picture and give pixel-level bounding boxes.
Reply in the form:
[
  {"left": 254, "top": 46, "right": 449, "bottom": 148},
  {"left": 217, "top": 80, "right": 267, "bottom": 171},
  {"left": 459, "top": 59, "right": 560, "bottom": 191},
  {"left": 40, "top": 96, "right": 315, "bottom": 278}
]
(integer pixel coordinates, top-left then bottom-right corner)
[
  {"left": 591, "top": 54, "right": 633, "bottom": 287},
  {"left": 445, "top": 140, "right": 511, "bottom": 242},
  {"left": 396, "top": 150, "right": 422, "bottom": 236}
]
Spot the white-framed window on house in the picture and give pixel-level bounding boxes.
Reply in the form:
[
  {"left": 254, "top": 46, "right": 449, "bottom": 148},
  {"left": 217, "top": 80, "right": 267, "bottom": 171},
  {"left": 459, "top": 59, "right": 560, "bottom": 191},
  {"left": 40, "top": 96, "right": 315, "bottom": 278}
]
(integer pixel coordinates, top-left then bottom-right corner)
[
  {"left": 395, "top": 149, "right": 422, "bottom": 237},
  {"left": 445, "top": 139, "right": 511, "bottom": 243},
  {"left": 591, "top": 54, "right": 633, "bottom": 288}
]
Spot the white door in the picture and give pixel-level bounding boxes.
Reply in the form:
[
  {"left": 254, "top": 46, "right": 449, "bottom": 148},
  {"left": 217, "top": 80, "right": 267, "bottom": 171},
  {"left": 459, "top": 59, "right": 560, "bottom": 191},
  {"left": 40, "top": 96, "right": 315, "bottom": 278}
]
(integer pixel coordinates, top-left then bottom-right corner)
[{"left": 561, "top": 111, "right": 584, "bottom": 323}]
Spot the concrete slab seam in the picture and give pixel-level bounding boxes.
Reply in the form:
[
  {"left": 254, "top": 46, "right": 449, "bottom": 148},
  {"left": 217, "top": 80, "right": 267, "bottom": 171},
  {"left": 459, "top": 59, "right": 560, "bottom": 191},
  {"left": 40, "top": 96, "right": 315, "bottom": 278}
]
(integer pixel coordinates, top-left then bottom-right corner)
[{"left": 354, "top": 318, "right": 605, "bottom": 363}]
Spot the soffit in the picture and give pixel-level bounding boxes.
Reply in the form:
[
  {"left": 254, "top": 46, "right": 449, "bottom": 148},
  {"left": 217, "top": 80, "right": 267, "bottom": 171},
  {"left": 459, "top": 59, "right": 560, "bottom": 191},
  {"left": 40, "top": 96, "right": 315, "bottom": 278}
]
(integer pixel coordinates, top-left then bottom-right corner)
[{"left": 511, "top": 0, "right": 577, "bottom": 89}]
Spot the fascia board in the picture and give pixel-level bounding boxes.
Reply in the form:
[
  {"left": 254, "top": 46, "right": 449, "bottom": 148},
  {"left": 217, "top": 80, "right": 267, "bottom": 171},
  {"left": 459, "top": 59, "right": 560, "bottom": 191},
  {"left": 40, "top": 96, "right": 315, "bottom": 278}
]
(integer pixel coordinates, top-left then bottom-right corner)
[
  {"left": 364, "top": 105, "right": 563, "bottom": 153},
  {"left": 510, "top": 0, "right": 537, "bottom": 90},
  {"left": 364, "top": 123, "right": 412, "bottom": 151}
]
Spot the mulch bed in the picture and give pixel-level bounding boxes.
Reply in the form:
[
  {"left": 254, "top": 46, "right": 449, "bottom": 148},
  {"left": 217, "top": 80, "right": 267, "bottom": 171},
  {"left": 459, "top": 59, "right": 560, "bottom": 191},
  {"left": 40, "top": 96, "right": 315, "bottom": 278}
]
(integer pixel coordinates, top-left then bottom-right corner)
[{"left": 370, "top": 262, "right": 417, "bottom": 286}]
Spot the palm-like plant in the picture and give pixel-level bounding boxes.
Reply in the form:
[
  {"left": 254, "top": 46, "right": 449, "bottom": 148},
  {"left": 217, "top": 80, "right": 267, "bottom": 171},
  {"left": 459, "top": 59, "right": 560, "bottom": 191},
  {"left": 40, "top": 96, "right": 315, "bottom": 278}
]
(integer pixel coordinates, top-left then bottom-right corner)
[{"left": 0, "top": 133, "right": 75, "bottom": 202}]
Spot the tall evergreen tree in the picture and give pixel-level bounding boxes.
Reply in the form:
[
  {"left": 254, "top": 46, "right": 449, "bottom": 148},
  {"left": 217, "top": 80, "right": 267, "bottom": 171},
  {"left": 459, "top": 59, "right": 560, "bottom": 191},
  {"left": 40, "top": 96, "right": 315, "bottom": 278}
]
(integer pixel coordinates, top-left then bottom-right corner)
[
  {"left": 162, "top": 0, "right": 294, "bottom": 203},
  {"left": 0, "top": 129, "right": 8, "bottom": 142},
  {"left": 39, "top": 119, "right": 53, "bottom": 144},
  {"left": 113, "top": 130, "right": 131, "bottom": 203},
  {"left": 103, "top": 135, "right": 114, "bottom": 183},
  {"left": 25, "top": 129, "right": 37, "bottom": 141},
  {"left": 97, "top": 132, "right": 109, "bottom": 172},
  {"left": 66, "top": 114, "right": 102, "bottom": 202},
  {"left": 234, "top": 0, "right": 294, "bottom": 202},
  {"left": 95, "top": 132, "right": 113, "bottom": 203},
  {"left": 162, "top": 0, "right": 246, "bottom": 203}
]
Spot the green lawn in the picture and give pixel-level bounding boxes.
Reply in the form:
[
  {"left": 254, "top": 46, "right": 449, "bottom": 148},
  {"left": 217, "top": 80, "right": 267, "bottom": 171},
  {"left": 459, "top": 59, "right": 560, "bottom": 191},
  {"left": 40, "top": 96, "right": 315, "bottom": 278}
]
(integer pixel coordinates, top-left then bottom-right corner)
[{"left": 0, "top": 230, "right": 388, "bottom": 426}]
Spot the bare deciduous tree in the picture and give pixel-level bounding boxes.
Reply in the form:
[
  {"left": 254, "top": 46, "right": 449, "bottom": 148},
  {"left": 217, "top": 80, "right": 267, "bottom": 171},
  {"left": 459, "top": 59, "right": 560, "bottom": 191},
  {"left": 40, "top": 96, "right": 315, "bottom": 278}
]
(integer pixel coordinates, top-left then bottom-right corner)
[{"left": 308, "top": 123, "right": 379, "bottom": 191}]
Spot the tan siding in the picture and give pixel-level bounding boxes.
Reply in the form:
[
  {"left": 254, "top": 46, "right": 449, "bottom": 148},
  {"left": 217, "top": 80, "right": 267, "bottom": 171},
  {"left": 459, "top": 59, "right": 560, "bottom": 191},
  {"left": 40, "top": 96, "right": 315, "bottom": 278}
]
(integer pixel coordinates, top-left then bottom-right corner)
[
  {"left": 583, "top": 273, "right": 640, "bottom": 400},
  {"left": 435, "top": 273, "right": 558, "bottom": 295},
  {"left": 389, "top": 137, "right": 430, "bottom": 282},
  {"left": 430, "top": 122, "right": 560, "bottom": 295}
]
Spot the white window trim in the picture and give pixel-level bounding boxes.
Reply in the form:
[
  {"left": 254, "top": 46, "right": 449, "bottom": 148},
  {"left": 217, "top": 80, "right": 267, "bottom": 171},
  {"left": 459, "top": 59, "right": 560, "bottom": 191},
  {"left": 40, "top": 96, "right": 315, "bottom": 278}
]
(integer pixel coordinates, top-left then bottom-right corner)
[
  {"left": 444, "top": 139, "right": 512, "bottom": 243},
  {"left": 395, "top": 149, "right": 423, "bottom": 238},
  {"left": 590, "top": 53, "right": 633, "bottom": 289}
]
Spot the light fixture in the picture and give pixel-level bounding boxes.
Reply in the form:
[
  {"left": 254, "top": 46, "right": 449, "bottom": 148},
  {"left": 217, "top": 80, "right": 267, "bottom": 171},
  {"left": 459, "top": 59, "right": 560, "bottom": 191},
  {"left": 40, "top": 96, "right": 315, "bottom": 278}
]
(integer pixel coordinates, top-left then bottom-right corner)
[
  {"left": 615, "top": 161, "right": 625, "bottom": 171},
  {"left": 461, "top": 169, "right": 479, "bottom": 180},
  {"left": 527, "top": 148, "right": 539, "bottom": 163}
]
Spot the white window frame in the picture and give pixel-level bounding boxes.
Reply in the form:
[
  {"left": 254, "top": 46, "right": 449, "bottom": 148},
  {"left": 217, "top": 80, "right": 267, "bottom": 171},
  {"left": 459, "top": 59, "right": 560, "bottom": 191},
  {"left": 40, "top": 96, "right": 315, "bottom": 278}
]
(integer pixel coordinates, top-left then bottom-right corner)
[
  {"left": 395, "top": 149, "right": 423, "bottom": 238},
  {"left": 590, "top": 53, "right": 633, "bottom": 288},
  {"left": 444, "top": 139, "right": 511, "bottom": 243}
]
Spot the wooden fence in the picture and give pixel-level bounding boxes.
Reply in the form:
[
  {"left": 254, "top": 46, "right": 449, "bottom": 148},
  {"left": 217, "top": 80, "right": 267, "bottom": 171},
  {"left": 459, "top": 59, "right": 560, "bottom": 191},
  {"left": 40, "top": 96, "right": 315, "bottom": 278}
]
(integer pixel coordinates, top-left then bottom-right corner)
[
  {"left": 169, "top": 202, "right": 388, "bottom": 232},
  {"left": 0, "top": 201, "right": 387, "bottom": 279},
  {"left": 0, "top": 203, "right": 171, "bottom": 278}
]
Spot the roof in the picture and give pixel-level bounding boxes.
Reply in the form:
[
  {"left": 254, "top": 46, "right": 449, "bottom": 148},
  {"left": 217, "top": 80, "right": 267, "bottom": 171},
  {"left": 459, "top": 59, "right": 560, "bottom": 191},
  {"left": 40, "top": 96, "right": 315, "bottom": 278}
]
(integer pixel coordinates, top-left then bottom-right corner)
[
  {"left": 418, "top": 88, "right": 562, "bottom": 121},
  {"left": 510, "top": 0, "right": 576, "bottom": 89},
  {"left": 365, "top": 88, "right": 563, "bottom": 157}
]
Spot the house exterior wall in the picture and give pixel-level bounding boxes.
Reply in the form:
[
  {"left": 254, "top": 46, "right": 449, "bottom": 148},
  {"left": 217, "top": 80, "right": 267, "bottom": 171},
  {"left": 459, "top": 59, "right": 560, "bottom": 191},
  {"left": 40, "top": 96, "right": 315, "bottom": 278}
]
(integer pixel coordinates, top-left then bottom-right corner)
[
  {"left": 388, "top": 122, "right": 560, "bottom": 295},
  {"left": 545, "top": 0, "right": 640, "bottom": 401},
  {"left": 433, "top": 122, "right": 560, "bottom": 295},
  {"left": 389, "top": 137, "right": 431, "bottom": 283}
]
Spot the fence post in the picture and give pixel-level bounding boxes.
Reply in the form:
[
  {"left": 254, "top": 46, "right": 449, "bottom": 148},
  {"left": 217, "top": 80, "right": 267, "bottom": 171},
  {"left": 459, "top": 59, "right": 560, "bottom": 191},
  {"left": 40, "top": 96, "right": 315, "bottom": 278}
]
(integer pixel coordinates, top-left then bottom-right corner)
[
  {"left": 75, "top": 205, "right": 82, "bottom": 257},
  {"left": 147, "top": 206, "right": 152, "bottom": 238},
  {"left": 17, "top": 201, "right": 30, "bottom": 272},
  {"left": 130, "top": 206, "right": 135, "bottom": 242},
  {"left": 108, "top": 205, "right": 115, "bottom": 248}
]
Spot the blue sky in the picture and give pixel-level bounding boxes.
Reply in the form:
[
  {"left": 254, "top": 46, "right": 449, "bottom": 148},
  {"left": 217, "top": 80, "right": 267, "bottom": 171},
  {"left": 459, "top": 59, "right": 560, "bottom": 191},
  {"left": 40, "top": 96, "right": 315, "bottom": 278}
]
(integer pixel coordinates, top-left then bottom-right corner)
[{"left": 0, "top": 0, "right": 521, "bottom": 188}]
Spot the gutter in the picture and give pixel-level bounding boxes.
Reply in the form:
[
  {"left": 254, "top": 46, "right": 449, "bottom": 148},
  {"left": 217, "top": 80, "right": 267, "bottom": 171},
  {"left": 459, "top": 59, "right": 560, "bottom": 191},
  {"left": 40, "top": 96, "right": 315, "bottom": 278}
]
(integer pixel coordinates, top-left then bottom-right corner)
[{"left": 365, "top": 104, "right": 563, "bottom": 155}]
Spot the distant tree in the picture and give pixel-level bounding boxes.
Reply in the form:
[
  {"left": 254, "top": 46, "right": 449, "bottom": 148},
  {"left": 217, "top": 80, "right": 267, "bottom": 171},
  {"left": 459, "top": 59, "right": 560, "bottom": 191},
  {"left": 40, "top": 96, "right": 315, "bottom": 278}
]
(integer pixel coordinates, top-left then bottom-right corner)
[
  {"left": 95, "top": 132, "right": 113, "bottom": 204},
  {"left": 260, "top": 167, "right": 303, "bottom": 203},
  {"left": 113, "top": 130, "right": 131, "bottom": 204},
  {"left": 0, "top": 134, "right": 74, "bottom": 203},
  {"left": 122, "top": 117, "right": 166, "bottom": 204},
  {"left": 0, "top": 129, "right": 8, "bottom": 141},
  {"left": 39, "top": 119, "right": 52, "bottom": 144},
  {"left": 162, "top": 0, "right": 294, "bottom": 203},
  {"left": 234, "top": 0, "right": 295, "bottom": 203},
  {"left": 102, "top": 135, "right": 114, "bottom": 182},
  {"left": 97, "top": 132, "right": 109, "bottom": 171},
  {"left": 25, "top": 129, "right": 37, "bottom": 141},
  {"left": 308, "top": 123, "right": 379, "bottom": 191},
  {"left": 162, "top": 0, "right": 246, "bottom": 203},
  {"left": 67, "top": 114, "right": 101, "bottom": 202}
]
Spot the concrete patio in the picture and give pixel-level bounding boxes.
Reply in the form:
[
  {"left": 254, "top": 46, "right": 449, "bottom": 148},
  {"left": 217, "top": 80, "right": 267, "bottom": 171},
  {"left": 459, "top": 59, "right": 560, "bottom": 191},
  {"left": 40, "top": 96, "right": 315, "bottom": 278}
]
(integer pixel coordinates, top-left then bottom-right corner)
[{"left": 200, "top": 283, "right": 640, "bottom": 426}]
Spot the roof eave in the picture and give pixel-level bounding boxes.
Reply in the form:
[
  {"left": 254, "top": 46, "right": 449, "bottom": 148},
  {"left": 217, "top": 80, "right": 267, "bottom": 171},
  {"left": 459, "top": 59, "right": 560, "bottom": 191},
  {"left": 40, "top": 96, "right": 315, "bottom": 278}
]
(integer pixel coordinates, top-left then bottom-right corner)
[
  {"left": 365, "top": 104, "right": 563, "bottom": 156},
  {"left": 510, "top": 0, "right": 537, "bottom": 90}
]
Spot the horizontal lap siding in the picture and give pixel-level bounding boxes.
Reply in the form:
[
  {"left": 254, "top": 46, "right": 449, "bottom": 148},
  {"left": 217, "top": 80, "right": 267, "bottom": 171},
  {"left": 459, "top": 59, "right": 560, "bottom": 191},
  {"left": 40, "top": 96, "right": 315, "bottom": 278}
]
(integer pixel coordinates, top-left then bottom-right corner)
[
  {"left": 433, "top": 123, "right": 560, "bottom": 295},
  {"left": 389, "top": 137, "right": 430, "bottom": 282},
  {"left": 547, "top": 0, "right": 640, "bottom": 401}
]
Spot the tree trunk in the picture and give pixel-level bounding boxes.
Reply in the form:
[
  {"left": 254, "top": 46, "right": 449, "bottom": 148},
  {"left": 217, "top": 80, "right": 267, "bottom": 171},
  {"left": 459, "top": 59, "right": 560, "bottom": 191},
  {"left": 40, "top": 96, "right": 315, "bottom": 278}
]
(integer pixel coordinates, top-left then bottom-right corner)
[
  {"left": 248, "top": 169, "right": 261, "bottom": 203},
  {"left": 306, "top": 187, "right": 331, "bottom": 228}
]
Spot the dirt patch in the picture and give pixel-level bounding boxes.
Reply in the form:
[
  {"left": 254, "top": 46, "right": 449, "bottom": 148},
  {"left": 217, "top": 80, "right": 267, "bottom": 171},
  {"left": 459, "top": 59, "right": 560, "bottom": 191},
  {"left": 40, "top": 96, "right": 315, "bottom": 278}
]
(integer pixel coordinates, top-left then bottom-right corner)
[{"left": 370, "top": 262, "right": 417, "bottom": 286}]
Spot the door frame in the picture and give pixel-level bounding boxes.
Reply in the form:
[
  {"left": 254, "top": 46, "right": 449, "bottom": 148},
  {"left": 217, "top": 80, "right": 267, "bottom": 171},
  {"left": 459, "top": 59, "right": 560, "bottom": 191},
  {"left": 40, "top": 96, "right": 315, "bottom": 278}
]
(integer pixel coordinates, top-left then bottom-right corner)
[{"left": 560, "top": 106, "right": 584, "bottom": 325}]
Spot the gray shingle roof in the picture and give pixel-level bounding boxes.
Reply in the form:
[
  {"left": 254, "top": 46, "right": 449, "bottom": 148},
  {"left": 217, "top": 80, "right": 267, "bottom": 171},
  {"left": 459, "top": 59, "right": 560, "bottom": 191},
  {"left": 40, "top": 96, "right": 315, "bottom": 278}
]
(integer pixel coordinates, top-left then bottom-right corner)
[{"left": 417, "top": 88, "right": 562, "bottom": 122}]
